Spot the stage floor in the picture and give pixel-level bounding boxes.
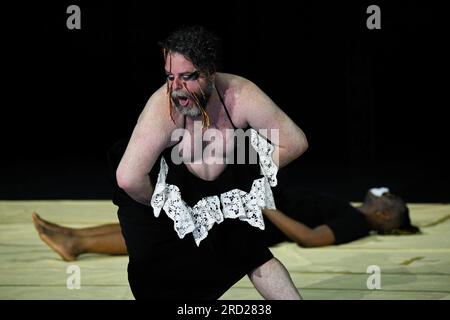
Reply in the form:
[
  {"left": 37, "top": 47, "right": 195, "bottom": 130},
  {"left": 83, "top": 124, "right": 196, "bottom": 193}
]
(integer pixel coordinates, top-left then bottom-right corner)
[{"left": 1, "top": 200, "right": 449, "bottom": 300}]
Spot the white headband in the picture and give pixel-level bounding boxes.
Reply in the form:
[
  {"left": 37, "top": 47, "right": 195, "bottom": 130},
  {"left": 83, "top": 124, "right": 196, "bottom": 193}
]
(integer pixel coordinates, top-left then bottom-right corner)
[{"left": 370, "top": 187, "right": 390, "bottom": 197}]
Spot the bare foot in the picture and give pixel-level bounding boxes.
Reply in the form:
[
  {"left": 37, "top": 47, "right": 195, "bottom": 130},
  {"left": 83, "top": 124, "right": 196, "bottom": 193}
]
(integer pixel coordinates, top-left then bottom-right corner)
[
  {"left": 32, "top": 213, "right": 80, "bottom": 261},
  {"left": 32, "top": 212, "right": 74, "bottom": 236}
]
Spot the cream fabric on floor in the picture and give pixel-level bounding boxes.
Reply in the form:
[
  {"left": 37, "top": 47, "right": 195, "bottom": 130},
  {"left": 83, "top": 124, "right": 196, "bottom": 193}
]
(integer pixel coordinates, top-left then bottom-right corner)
[{"left": 0, "top": 201, "right": 449, "bottom": 300}]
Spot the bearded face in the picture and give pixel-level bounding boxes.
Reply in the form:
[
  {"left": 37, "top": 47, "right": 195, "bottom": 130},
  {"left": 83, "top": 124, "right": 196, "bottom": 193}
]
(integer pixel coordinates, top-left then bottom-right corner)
[
  {"left": 170, "top": 78, "right": 214, "bottom": 117},
  {"left": 164, "top": 52, "right": 215, "bottom": 120}
]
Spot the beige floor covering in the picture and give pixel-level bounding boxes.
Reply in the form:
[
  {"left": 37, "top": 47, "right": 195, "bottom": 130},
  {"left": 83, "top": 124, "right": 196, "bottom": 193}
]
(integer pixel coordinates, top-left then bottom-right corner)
[{"left": 1, "top": 201, "right": 449, "bottom": 300}]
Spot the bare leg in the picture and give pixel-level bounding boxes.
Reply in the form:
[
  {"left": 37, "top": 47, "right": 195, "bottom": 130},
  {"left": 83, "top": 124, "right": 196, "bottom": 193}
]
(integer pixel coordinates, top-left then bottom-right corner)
[
  {"left": 69, "top": 224, "right": 122, "bottom": 236},
  {"left": 32, "top": 212, "right": 121, "bottom": 236},
  {"left": 76, "top": 232, "right": 127, "bottom": 255},
  {"left": 248, "top": 258, "right": 302, "bottom": 300},
  {"left": 32, "top": 213, "right": 127, "bottom": 261}
]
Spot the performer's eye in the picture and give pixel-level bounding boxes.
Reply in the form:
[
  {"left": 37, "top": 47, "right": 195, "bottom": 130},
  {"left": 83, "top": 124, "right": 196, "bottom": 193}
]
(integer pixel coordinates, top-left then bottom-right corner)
[
  {"left": 167, "top": 74, "right": 175, "bottom": 81},
  {"left": 182, "top": 71, "right": 200, "bottom": 81}
]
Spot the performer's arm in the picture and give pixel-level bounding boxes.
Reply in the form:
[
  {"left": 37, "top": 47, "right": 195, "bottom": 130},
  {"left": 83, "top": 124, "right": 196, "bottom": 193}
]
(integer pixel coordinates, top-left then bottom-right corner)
[
  {"left": 238, "top": 79, "right": 308, "bottom": 168},
  {"left": 263, "top": 209, "right": 335, "bottom": 247},
  {"left": 116, "top": 85, "right": 175, "bottom": 205}
]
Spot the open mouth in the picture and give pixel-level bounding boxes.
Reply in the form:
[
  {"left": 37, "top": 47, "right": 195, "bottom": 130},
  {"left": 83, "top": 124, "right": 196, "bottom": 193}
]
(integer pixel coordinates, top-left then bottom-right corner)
[{"left": 178, "top": 96, "right": 190, "bottom": 107}]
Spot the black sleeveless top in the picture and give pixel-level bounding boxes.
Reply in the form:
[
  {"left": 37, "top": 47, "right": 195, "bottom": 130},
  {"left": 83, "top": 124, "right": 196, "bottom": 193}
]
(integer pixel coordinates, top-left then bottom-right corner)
[{"left": 147, "top": 88, "right": 278, "bottom": 246}]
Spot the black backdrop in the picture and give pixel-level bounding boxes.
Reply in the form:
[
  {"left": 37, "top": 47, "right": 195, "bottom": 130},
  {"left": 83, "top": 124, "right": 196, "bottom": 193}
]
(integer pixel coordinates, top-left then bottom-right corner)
[{"left": 2, "top": 1, "right": 449, "bottom": 202}]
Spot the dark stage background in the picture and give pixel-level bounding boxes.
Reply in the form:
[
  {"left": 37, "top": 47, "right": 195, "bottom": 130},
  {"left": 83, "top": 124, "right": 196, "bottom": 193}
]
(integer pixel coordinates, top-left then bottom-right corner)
[{"left": 2, "top": 1, "right": 449, "bottom": 203}]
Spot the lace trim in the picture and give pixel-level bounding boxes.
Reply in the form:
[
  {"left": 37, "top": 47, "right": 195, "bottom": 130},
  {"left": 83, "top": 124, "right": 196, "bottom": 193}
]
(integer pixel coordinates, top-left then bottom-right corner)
[
  {"left": 250, "top": 129, "right": 278, "bottom": 187},
  {"left": 151, "top": 157, "right": 277, "bottom": 246},
  {"left": 150, "top": 131, "right": 279, "bottom": 246}
]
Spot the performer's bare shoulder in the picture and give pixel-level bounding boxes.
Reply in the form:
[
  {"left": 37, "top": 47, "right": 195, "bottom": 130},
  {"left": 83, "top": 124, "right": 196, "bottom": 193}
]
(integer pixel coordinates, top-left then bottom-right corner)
[{"left": 213, "top": 72, "right": 261, "bottom": 129}]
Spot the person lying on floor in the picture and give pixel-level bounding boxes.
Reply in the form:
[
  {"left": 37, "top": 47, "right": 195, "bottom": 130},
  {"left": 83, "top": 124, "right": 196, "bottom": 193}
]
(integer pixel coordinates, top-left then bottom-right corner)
[{"left": 32, "top": 187, "right": 420, "bottom": 261}]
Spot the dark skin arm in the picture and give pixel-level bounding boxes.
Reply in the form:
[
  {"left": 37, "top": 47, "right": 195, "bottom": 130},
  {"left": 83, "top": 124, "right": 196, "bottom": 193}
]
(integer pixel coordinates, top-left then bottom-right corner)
[{"left": 262, "top": 209, "right": 336, "bottom": 247}]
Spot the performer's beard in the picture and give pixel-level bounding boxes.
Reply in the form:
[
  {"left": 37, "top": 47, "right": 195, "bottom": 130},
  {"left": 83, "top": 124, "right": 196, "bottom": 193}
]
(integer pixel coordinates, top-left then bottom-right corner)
[{"left": 171, "top": 80, "right": 214, "bottom": 118}]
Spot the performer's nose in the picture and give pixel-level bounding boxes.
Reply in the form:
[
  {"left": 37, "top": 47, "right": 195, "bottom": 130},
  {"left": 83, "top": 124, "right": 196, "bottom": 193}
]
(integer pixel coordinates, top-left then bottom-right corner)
[{"left": 172, "top": 77, "right": 183, "bottom": 90}]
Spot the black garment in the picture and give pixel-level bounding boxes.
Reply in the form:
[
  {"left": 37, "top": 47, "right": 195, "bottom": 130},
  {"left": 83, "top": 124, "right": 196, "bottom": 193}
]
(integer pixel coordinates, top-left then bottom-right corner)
[
  {"left": 264, "top": 185, "right": 371, "bottom": 246},
  {"left": 107, "top": 91, "right": 274, "bottom": 300}
]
